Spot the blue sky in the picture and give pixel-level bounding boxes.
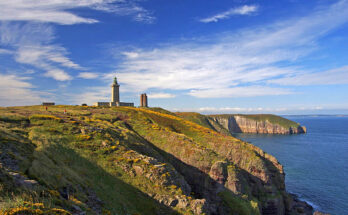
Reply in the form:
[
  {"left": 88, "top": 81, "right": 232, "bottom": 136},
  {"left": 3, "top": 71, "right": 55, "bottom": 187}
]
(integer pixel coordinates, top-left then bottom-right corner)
[{"left": 0, "top": 0, "right": 348, "bottom": 114}]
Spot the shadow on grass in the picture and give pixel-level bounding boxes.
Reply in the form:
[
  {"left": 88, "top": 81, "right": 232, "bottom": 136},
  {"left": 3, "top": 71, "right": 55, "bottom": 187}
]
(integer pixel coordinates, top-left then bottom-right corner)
[{"left": 29, "top": 142, "right": 180, "bottom": 215}]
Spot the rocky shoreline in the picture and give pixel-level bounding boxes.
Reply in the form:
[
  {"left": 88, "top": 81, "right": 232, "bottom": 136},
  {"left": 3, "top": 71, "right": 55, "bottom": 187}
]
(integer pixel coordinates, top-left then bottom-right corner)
[
  {"left": 289, "top": 193, "right": 332, "bottom": 215},
  {"left": 287, "top": 193, "right": 314, "bottom": 215}
]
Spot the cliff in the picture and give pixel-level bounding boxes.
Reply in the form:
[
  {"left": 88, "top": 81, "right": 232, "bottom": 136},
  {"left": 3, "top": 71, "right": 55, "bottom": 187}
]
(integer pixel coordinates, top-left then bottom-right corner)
[
  {"left": 177, "top": 113, "right": 306, "bottom": 135},
  {"left": 210, "top": 114, "right": 306, "bottom": 134},
  {"left": 0, "top": 106, "right": 311, "bottom": 214}
]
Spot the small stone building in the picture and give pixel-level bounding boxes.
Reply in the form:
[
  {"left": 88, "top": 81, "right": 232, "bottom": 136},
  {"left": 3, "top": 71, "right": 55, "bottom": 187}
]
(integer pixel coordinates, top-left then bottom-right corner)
[{"left": 42, "top": 102, "right": 55, "bottom": 106}]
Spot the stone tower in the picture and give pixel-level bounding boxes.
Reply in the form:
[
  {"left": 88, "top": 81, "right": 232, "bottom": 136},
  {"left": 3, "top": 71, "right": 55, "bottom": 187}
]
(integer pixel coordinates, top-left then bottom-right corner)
[
  {"left": 140, "top": 93, "right": 148, "bottom": 107},
  {"left": 111, "top": 77, "right": 120, "bottom": 103}
]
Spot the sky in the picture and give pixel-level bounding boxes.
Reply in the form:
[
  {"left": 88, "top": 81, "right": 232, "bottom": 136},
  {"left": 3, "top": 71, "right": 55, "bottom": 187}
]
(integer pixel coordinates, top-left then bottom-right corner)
[{"left": 0, "top": 0, "right": 348, "bottom": 114}]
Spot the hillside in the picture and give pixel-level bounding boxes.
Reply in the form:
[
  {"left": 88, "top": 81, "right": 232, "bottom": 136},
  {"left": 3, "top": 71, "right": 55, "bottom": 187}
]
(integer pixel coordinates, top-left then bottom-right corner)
[
  {"left": 176, "top": 113, "right": 306, "bottom": 135},
  {"left": 0, "top": 106, "right": 312, "bottom": 214},
  {"left": 174, "top": 112, "right": 231, "bottom": 136}
]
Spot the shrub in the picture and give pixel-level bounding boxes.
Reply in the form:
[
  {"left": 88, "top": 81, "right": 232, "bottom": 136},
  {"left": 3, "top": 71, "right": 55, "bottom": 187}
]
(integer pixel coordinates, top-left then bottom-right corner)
[
  {"left": 29, "top": 115, "right": 63, "bottom": 123},
  {"left": 77, "top": 134, "right": 91, "bottom": 141},
  {"left": 1, "top": 203, "right": 72, "bottom": 215},
  {"left": 0, "top": 115, "right": 28, "bottom": 123}
]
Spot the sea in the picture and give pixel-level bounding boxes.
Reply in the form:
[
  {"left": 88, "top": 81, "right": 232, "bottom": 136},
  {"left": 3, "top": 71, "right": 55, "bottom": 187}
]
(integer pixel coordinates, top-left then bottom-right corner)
[{"left": 233, "top": 116, "right": 348, "bottom": 215}]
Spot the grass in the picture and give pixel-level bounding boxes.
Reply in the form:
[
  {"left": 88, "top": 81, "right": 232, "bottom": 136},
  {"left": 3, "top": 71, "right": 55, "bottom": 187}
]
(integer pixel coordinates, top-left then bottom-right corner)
[
  {"left": 0, "top": 105, "right": 289, "bottom": 214},
  {"left": 218, "top": 190, "right": 260, "bottom": 215},
  {"left": 175, "top": 112, "right": 231, "bottom": 135}
]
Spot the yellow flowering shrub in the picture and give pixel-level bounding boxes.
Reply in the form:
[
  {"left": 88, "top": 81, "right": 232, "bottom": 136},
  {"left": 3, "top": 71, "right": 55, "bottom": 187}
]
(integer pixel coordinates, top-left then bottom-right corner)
[
  {"left": 1, "top": 203, "right": 71, "bottom": 215},
  {"left": 48, "top": 190, "right": 60, "bottom": 197},
  {"left": 29, "top": 115, "right": 63, "bottom": 122},
  {"left": 77, "top": 134, "right": 91, "bottom": 141},
  {"left": 69, "top": 196, "right": 83, "bottom": 205},
  {"left": 169, "top": 185, "right": 177, "bottom": 189}
]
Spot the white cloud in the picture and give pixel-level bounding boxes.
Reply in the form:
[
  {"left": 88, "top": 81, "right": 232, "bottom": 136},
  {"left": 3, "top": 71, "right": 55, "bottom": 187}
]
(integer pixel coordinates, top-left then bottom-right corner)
[
  {"left": 78, "top": 72, "right": 99, "bottom": 79},
  {"left": 188, "top": 86, "right": 292, "bottom": 98},
  {"left": 200, "top": 5, "right": 258, "bottom": 23},
  {"left": 69, "top": 87, "right": 110, "bottom": 105},
  {"left": 0, "top": 73, "right": 43, "bottom": 106},
  {"left": 111, "top": 0, "right": 348, "bottom": 98},
  {"left": 0, "top": 0, "right": 154, "bottom": 25},
  {"left": 45, "top": 69, "right": 72, "bottom": 81},
  {"left": 173, "top": 106, "right": 334, "bottom": 114},
  {"left": 148, "top": 93, "right": 176, "bottom": 99},
  {"left": 24, "top": 70, "right": 36, "bottom": 74},
  {"left": 122, "top": 52, "right": 139, "bottom": 59},
  {"left": 0, "top": 48, "right": 12, "bottom": 54},
  {"left": 269, "top": 66, "right": 348, "bottom": 85},
  {"left": 15, "top": 44, "right": 82, "bottom": 70},
  {"left": 0, "top": 23, "right": 81, "bottom": 81}
]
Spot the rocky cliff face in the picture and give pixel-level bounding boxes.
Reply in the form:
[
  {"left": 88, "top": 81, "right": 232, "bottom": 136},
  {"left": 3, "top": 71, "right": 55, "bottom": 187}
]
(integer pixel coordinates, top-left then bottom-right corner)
[{"left": 210, "top": 115, "right": 306, "bottom": 134}]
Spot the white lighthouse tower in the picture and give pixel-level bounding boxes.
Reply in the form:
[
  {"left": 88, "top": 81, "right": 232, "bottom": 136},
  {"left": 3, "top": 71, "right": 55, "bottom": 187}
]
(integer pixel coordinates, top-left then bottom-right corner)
[
  {"left": 94, "top": 76, "right": 134, "bottom": 107},
  {"left": 111, "top": 76, "right": 120, "bottom": 105}
]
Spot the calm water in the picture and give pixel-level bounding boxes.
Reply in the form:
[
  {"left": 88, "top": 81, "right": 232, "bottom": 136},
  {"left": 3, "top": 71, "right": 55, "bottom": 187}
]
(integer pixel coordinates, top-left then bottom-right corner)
[{"left": 233, "top": 116, "right": 348, "bottom": 215}]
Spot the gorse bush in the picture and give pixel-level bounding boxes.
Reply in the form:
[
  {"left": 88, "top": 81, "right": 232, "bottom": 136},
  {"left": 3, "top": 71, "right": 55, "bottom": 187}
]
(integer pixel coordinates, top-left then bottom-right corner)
[
  {"left": 0, "top": 115, "right": 28, "bottom": 123},
  {"left": 29, "top": 115, "right": 63, "bottom": 123},
  {"left": 0, "top": 201, "right": 71, "bottom": 215}
]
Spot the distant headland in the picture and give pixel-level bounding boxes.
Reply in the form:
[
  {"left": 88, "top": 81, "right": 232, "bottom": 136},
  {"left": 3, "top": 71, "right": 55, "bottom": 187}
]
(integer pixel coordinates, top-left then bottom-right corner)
[{"left": 176, "top": 112, "right": 307, "bottom": 135}]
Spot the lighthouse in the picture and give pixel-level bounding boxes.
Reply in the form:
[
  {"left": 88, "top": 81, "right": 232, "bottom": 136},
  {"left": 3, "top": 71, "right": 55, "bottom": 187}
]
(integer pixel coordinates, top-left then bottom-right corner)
[
  {"left": 111, "top": 76, "right": 120, "bottom": 103},
  {"left": 94, "top": 76, "right": 134, "bottom": 107}
]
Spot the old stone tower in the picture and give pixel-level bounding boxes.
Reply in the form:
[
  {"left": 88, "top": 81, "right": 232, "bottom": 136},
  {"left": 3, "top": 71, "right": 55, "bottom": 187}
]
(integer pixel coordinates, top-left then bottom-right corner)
[
  {"left": 140, "top": 93, "right": 148, "bottom": 107},
  {"left": 111, "top": 77, "right": 120, "bottom": 103}
]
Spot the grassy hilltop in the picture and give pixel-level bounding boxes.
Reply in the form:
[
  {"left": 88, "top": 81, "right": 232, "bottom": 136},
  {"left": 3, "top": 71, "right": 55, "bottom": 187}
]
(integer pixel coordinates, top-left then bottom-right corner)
[{"left": 0, "top": 106, "right": 310, "bottom": 214}]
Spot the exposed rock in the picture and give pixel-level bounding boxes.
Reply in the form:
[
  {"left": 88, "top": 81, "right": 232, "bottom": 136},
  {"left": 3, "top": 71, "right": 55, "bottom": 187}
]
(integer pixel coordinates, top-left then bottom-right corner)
[
  {"left": 133, "top": 165, "right": 144, "bottom": 175},
  {"left": 101, "top": 140, "right": 108, "bottom": 147},
  {"left": 210, "top": 115, "right": 306, "bottom": 134},
  {"left": 190, "top": 199, "right": 206, "bottom": 215},
  {"left": 21, "top": 179, "right": 38, "bottom": 188},
  {"left": 176, "top": 196, "right": 190, "bottom": 208},
  {"left": 85, "top": 189, "right": 104, "bottom": 214},
  {"left": 154, "top": 194, "right": 179, "bottom": 207},
  {"left": 72, "top": 205, "right": 82, "bottom": 212},
  {"left": 262, "top": 197, "right": 284, "bottom": 215},
  {"left": 285, "top": 194, "right": 313, "bottom": 215},
  {"left": 8, "top": 171, "right": 38, "bottom": 189},
  {"left": 209, "top": 161, "right": 227, "bottom": 186}
]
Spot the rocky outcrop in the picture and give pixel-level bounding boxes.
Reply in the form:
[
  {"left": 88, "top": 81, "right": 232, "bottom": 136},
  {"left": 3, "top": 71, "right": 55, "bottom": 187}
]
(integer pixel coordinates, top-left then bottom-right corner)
[{"left": 210, "top": 115, "right": 306, "bottom": 134}]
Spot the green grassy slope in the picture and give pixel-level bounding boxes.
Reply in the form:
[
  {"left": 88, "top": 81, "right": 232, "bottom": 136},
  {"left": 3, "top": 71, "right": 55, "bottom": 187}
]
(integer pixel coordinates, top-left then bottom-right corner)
[
  {"left": 175, "top": 112, "right": 231, "bottom": 136},
  {"left": 0, "top": 106, "right": 306, "bottom": 215}
]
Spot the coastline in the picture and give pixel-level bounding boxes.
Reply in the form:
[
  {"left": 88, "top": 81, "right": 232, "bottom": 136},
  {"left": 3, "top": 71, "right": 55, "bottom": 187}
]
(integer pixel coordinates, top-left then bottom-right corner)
[{"left": 289, "top": 193, "right": 314, "bottom": 214}]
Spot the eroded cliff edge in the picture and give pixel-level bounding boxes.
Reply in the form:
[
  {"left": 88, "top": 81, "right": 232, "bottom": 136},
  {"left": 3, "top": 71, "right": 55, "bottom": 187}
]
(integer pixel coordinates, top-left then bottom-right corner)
[
  {"left": 176, "top": 112, "right": 306, "bottom": 135},
  {"left": 210, "top": 114, "right": 306, "bottom": 134}
]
